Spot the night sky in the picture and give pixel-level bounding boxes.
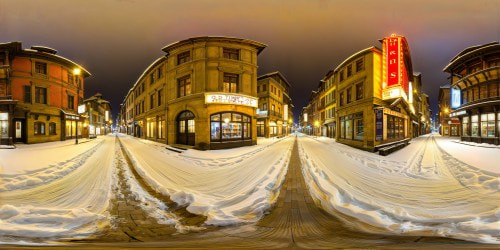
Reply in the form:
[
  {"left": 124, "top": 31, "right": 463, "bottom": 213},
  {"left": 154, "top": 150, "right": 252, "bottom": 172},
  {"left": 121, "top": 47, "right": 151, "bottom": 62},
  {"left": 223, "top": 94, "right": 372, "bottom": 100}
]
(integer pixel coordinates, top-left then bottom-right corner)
[{"left": 1, "top": 0, "right": 499, "bottom": 123}]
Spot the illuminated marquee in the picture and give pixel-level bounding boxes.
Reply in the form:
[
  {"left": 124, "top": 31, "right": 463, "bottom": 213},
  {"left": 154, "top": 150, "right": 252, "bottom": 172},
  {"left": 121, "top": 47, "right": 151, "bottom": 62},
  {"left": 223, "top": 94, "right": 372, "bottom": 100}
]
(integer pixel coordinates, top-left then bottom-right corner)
[
  {"left": 382, "top": 34, "right": 412, "bottom": 102},
  {"left": 205, "top": 93, "right": 258, "bottom": 108}
]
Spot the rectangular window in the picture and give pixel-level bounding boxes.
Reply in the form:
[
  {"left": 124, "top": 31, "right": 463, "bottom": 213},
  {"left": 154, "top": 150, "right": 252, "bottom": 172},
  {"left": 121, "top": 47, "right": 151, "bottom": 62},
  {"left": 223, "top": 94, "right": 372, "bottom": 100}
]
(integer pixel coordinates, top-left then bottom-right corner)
[
  {"left": 150, "top": 73, "right": 155, "bottom": 85},
  {"left": 177, "top": 51, "right": 191, "bottom": 65},
  {"left": 481, "top": 113, "right": 496, "bottom": 137},
  {"left": 178, "top": 75, "right": 191, "bottom": 97},
  {"left": 263, "top": 103, "right": 267, "bottom": 110},
  {"left": 223, "top": 48, "right": 239, "bottom": 60},
  {"left": 35, "top": 87, "right": 47, "bottom": 104},
  {"left": 471, "top": 115, "right": 479, "bottom": 136},
  {"left": 49, "top": 123, "right": 56, "bottom": 135},
  {"left": 157, "top": 67, "right": 163, "bottom": 79},
  {"left": 354, "top": 118, "right": 364, "bottom": 140},
  {"left": 347, "top": 65, "right": 352, "bottom": 77},
  {"left": 211, "top": 121, "right": 221, "bottom": 140},
  {"left": 263, "top": 84, "right": 267, "bottom": 92},
  {"left": 158, "top": 89, "right": 163, "bottom": 106},
  {"left": 356, "top": 83, "right": 363, "bottom": 100},
  {"left": 355, "top": 59, "right": 364, "bottom": 72},
  {"left": 158, "top": 115, "right": 165, "bottom": 139},
  {"left": 340, "top": 118, "right": 345, "bottom": 139},
  {"left": 345, "top": 119, "right": 352, "bottom": 139},
  {"left": 339, "top": 70, "right": 344, "bottom": 82},
  {"left": 462, "top": 116, "right": 469, "bottom": 136},
  {"left": 339, "top": 92, "right": 344, "bottom": 106},
  {"left": 67, "top": 71, "right": 74, "bottom": 85},
  {"left": 150, "top": 93, "right": 155, "bottom": 109},
  {"left": 35, "top": 62, "right": 47, "bottom": 75},
  {"left": 346, "top": 87, "right": 352, "bottom": 103},
  {"left": 223, "top": 73, "right": 238, "bottom": 93},
  {"left": 68, "top": 95, "right": 74, "bottom": 109},
  {"left": 34, "top": 122, "right": 45, "bottom": 135},
  {"left": 24, "top": 85, "right": 31, "bottom": 103}
]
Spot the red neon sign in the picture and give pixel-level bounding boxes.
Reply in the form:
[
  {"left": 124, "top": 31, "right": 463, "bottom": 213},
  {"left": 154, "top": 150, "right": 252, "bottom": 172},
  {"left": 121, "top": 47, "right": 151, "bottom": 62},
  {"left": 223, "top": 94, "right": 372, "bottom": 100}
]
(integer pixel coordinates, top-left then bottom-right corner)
[{"left": 386, "top": 37, "right": 400, "bottom": 86}]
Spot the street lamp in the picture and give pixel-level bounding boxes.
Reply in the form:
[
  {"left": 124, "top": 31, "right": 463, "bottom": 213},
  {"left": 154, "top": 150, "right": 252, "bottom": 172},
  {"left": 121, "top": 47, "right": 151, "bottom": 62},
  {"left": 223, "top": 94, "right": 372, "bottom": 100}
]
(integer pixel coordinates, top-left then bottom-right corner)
[{"left": 74, "top": 68, "right": 81, "bottom": 144}]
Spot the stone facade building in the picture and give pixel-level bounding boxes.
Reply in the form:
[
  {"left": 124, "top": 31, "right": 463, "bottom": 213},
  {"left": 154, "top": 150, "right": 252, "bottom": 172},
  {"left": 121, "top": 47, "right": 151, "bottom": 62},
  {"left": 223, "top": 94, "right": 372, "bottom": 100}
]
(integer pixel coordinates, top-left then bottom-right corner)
[
  {"left": 83, "top": 93, "right": 112, "bottom": 137},
  {"left": 120, "top": 36, "right": 266, "bottom": 149},
  {"left": 302, "top": 34, "right": 430, "bottom": 152},
  {"left": 256, "top": 71, "right": 293, "bottom": 137},
  {"left": 0, "top": 42, "right": 90, "bottom": 146}
]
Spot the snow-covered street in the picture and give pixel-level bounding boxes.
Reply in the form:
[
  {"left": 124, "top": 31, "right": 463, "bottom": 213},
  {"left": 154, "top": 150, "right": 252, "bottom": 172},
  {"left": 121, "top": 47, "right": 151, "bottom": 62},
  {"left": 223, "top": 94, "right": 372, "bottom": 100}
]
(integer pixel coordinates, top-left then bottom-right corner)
[
  {"left": 299, "top": 133, "right": 499, "bottom": 244},
  {"left": 0, "top": 133, "right": 498, "bottom": 245}
]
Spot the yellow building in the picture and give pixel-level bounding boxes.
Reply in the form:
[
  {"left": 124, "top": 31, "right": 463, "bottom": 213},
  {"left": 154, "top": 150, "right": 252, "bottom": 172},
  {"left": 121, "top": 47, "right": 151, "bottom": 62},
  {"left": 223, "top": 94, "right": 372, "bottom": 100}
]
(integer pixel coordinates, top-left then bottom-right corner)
[
  {"left": 83, "top": 93, "right": 112, "bottom": 137},
  {"left": 321, "top": 70, "right": 336, "bottom": 138},
  {"left": 334, "top": 35, "right": 426, "bottom": 153},
  {"left": 256, "top": 71, "right": 293, "bottom": 137},
  {"left": 121, "top": 36, "right": 266, "bottom": 149}
]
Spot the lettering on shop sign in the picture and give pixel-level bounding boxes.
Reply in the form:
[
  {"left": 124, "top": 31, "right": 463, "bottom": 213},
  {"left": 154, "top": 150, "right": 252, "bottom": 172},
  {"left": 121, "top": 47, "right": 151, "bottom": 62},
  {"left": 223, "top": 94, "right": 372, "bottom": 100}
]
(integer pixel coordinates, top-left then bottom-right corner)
[
  {"left": 386, "top": 37, "right": 400, "bottom": 86},
  {"left": 205, "top": 93, "right": 258, "bottom": 108}
]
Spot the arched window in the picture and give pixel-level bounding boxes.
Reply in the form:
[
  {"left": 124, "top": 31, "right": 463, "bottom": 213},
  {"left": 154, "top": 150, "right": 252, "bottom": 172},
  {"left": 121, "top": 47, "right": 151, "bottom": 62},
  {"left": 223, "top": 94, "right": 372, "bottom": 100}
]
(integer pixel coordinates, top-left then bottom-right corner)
[
  {"left": 177, "top": 110, "right": 195, "bottom": 146},
  {"left": 210, "top": 112, "right": 251, "bottom": 142}
]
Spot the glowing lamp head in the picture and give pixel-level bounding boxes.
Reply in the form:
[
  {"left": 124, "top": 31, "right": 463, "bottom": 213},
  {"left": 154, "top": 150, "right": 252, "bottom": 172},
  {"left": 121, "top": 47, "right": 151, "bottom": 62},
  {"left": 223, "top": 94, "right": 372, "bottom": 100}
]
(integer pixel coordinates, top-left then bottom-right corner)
[
  {"left": 224, "top": 118, "right": 230, "bottom": 124},
  {"left": 73, "top": 68, "right": 81, "bottom": 75}
]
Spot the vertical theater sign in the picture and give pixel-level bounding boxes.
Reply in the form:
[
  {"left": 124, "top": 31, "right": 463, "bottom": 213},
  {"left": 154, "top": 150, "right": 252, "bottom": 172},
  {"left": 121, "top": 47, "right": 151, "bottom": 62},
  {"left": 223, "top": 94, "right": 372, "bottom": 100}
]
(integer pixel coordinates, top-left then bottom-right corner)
[{"left": 382, "top": 34, "right": 415, "bottom": 115}]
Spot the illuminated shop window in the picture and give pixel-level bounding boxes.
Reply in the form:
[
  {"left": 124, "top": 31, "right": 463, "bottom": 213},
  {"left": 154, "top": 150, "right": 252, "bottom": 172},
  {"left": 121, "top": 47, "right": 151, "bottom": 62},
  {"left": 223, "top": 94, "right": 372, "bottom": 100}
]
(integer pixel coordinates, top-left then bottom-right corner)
[
  {"left": 462, "top": 117, "right": 469, "bottom": 136},
  {"left": 481, "top": 113, "right": 495, "bottom": 137},
  {"left": 210, "top": 112, "right": 251, "bottom": 142},
  {"left": 471, "top": 115, "right": 479, "bottom": 136}
]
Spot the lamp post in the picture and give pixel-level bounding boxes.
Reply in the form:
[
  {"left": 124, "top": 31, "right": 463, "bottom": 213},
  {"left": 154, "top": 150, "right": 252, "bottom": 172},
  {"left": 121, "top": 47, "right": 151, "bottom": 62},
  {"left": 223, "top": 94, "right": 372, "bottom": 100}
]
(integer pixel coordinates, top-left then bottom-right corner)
[{"left": 74, "top": 68, "right": 81, "bottom": 144}]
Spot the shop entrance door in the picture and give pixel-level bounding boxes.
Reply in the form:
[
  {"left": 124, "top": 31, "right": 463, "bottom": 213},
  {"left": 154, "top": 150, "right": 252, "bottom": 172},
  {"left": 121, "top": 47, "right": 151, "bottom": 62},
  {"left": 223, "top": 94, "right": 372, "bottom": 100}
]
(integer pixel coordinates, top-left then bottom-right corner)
[
  {"left": 177, "top": 111, "right": 195, "bottom": 146},
  {"left": 13, "top": 119, "right": 26, "bottom": 143}
]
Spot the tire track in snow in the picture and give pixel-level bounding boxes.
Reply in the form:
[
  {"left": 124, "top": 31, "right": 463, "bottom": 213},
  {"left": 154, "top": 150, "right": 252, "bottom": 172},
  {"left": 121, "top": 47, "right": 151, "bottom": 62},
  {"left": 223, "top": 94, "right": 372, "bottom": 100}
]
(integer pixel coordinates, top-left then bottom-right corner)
[{"left": 85, "top": 136, "right": 208, "bottom": 243}]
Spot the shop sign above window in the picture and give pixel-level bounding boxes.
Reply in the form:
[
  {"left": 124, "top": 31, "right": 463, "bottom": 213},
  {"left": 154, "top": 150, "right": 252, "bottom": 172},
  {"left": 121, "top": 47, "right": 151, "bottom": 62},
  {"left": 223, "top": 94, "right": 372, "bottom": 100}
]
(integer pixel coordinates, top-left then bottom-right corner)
[{"left": 205, "top": 93, "right": 258, "bottom": 108}]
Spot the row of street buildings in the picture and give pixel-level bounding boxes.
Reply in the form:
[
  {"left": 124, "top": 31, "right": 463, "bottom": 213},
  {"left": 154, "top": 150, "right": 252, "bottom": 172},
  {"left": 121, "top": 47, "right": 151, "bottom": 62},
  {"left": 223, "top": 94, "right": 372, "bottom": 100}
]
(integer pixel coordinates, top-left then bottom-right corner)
[
  {"left": 0, "top": 42, "right": 111, "bottom": 146},
  {"left": 300, "top": 34, "right": 432, "bottom": 152},
  {"left": 1, "top": 36, "right": 499, "bottom": 150}
]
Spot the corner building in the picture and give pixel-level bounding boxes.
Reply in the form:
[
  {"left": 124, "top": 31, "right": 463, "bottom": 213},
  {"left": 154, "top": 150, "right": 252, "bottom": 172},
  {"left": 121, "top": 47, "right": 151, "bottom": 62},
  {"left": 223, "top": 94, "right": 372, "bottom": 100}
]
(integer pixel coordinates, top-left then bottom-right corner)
[
  {"left": 334, "top": 34, "right": 427, "bottom": 151},
  {"left": 256, "top": 71, "right": 293, "bottom": 138},
  {"left": 444, "top": 42, "right": 500, "bottom": 145},
  {"left": 0, "top": 42, "right": 90, "bottom": 145},
  {"left": 121, "top": 37, "right": 266, "bottom": 149}
]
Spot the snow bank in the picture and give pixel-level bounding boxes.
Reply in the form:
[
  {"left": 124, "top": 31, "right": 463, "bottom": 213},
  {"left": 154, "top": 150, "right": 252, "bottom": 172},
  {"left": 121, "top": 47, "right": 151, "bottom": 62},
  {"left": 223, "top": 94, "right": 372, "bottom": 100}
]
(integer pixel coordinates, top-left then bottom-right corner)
[
  {"left": 118, "top": 134, "right": 293, "bottom": 226},
  {"left": 298, "top": 134, "right": 500, "bottom": 244},
  {"left": 0, "top": 140, "right": 103, "bottom": 191},
  {"left": 0, "top": 205, "right": 106, "bottom": 239},
  {"left": 0, "top": 136, "right": 116, "bottom": 243}
]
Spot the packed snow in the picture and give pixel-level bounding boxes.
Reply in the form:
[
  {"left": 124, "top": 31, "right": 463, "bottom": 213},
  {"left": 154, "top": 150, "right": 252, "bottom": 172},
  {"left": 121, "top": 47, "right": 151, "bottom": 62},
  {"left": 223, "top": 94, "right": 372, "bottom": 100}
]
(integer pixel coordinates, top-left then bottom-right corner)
[
  {"left": 117, "top": 134, "right": 293, "bottom": 225},
  {"left": 0, "top": 136, "right": 116, "bottom": 242},
  {"left": 0, "top": 132, "right": 498, "bottom": 245},
  {"left": 298, "top": 133, "right": 499, "bottom": 244}
]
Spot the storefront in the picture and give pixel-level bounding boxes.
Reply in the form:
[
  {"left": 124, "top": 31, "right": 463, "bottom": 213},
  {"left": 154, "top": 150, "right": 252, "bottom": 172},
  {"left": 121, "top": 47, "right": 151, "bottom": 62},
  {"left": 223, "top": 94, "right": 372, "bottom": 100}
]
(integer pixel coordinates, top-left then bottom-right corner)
[{"left": 457, "top": 110, "right": 500, "bottom": 145}]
